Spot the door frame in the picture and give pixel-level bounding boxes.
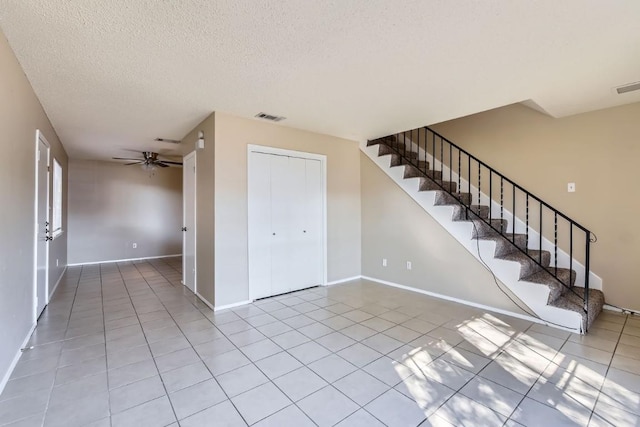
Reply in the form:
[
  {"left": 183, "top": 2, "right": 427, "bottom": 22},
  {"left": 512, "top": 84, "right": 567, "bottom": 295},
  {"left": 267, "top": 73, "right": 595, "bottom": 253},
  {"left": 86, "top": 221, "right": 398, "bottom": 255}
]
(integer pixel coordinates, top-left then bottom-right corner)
[
  {"left": 33, "top": 130, "right": 50, "bottom": 322},
  {"left": 247, "top": 144, "right": 328, "bottom": 301},
  {"left": 182, "top": 150, "right": 197, "bottom": 293}
]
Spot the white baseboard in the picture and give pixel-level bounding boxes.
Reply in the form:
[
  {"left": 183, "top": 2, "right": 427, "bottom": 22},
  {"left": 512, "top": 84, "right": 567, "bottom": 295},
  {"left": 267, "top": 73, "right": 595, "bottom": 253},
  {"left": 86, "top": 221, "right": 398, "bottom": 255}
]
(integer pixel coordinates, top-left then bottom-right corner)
[
  {"left": 67, "top": 254, "right": 181, "bottom": 267},
  {"left": 360, "top": 275, "right": 558, "bottom": 328},
  {"left": 0, "top": 322, "right": 37, "bottom": 396},
  {"left": 326, "top": 276, "right": 362, "bottom": 286},
  {"left": 214, "top": 300, "right": 252, "bottom": 311},
  {"left": 196, "top": 292, "right": 215, "bottom": 310},
  {"left": 604, "top": 304, "right": 639, "bottom": 316},
  {"left": 48, "top": 266, "right": 67, "bottom": 299}
]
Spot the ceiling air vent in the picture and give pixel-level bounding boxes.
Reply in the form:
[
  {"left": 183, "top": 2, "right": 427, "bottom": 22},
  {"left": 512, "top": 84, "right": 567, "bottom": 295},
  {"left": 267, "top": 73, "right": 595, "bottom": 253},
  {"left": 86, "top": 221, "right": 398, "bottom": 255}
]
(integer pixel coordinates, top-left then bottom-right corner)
[
  {"left": 616, "top": 81, "right": 640, "bottom": 95},
  {"left": 255, "top": 112, "right": 286, "bottom": 122},
  {"left": 154, "top": 138, "right": 181, "bottom": 144}
]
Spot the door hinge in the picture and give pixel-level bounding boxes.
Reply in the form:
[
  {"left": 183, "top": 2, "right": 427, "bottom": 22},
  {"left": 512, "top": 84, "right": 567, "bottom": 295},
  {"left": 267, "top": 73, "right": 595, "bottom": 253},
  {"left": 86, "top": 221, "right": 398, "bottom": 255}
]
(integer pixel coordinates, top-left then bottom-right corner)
[{"left": 47, "top": 166, "right": 50, "bottom": 172}]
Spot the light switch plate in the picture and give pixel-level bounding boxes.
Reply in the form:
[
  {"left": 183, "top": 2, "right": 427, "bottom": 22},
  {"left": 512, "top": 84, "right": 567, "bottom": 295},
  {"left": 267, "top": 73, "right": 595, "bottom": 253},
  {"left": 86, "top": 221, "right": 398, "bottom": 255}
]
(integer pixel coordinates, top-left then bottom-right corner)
[{"left": 568, "top": 183, "right": 576, "bottom": 193}]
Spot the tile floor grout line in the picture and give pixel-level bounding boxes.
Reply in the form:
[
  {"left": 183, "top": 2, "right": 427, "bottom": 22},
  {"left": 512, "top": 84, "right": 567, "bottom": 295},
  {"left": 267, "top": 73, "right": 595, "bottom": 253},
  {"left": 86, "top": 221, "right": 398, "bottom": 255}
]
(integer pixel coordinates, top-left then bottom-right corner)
[
  {"left": 586, "top": 313, "right": 629, "bottom": 426},
  {"left": 98, "top": 263, "right": 114, "bottom": 427},
  {"left": 111, "top": 260, "right": 181, "bottom": 425},
  {"left": 127, "top": 259, "right": 253, "bottom": 427},
  {"left": 38, "top": 264, "right": 84, "bottom": 427}
]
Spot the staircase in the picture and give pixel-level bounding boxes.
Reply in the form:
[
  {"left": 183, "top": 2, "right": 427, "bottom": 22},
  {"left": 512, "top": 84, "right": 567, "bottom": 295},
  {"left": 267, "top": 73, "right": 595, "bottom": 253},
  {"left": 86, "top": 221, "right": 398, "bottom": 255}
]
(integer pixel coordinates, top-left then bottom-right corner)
[{"left": 363, "top": 128, "right": 604, "bottom": 333}]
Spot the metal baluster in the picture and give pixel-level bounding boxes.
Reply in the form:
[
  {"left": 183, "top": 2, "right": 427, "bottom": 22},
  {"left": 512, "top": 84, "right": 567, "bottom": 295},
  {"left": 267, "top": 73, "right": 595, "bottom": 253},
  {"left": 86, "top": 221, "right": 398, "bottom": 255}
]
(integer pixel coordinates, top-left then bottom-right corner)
[
  {"left": 554, "top": 213, "right": 558, "bottom": 276},
  {"left": 458, "top": 149, "right": 461, "bottom": 196},
  {"left": 539, "top": 204, "right": 543, "bottom": 265},
  {"left": 512, "top": 185, "right": 515, "bottom": 242},
  {"left": 449, "top": 143, "right": 452, "bottom": 190},
  {"left": 569, "top": 225, "right": 573, "bottom": 289},
  {"left": 440, "top": 136, "right": 444, "bottom": 176},
  {"left": 500, "top": 178, "right": 504, "bottom": 226},
  {"left": 478, "top": 163, "right": 481, "bottom": 217},
  {"left": 489, "top": 170, "right": 492, "bottom": 221},
  {"left": 585, "top": 233, "right": 591, "bottom": 332},
  {"left": 526, "top": 194, "right": 529, "bottom": 250}
]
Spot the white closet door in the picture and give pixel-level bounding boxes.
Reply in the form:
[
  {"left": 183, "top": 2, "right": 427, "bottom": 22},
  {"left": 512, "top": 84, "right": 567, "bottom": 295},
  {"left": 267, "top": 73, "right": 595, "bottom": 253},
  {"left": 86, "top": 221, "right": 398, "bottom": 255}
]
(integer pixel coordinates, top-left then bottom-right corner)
[
  {"left": 270, "top": 154, "right": 292, "bottom": 295},
  {"left": 288, "top": 157, "right": 308, "bottom": 292},
  {"left": 248, "top": 152, "right": 272, "bottom": 299},
  {"left": 302, "top": 159, "right": 324, "bottom": 287}
]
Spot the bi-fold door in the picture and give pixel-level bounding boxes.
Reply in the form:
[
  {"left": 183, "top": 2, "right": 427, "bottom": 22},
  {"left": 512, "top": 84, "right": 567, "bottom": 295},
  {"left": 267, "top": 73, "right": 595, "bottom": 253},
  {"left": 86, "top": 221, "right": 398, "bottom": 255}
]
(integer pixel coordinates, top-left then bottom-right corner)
[{"left": 248, "top": 149, "right": 324, "bottom": 300}]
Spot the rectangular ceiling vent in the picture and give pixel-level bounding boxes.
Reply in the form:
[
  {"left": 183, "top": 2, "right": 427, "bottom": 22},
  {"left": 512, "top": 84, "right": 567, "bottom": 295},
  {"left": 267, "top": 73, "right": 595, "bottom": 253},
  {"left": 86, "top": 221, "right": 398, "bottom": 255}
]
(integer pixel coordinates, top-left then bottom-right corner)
[
  {"left": 616, "top": 81, "right": 640, "bottom": 95},
  {"left": 155, "top": 138, "right": 181, "bottom": 144},
  {"left": 255, "top": 112, "right": 286, "bottom": 122}
]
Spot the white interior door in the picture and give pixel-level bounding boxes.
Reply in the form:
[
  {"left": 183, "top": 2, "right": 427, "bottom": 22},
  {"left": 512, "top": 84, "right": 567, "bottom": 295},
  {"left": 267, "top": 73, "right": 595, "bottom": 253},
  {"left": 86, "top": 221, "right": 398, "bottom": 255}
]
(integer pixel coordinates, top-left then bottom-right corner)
[
  {"left": 183, "top": 152, "right": 197, "bottom": 293},
  {"left": 35, "top": 134, "right": 50, "bottom": 319}
]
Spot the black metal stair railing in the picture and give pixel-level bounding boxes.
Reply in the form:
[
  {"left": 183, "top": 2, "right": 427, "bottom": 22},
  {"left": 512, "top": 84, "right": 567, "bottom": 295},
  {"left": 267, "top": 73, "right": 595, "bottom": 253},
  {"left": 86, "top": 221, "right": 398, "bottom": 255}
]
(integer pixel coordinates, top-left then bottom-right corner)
[{"left": 371, "top": 126, "right": 594, "bottom": 324}]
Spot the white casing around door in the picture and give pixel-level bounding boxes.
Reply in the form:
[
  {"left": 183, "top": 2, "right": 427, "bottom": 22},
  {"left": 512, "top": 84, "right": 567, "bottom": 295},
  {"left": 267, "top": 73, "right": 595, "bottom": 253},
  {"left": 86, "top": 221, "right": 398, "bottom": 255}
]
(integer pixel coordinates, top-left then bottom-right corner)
[
  {"left": 183, "top": 152, "right": 196, "bottom": 293},
  {"left": 248, "top": 149, "right": 325, "bottom": 300}
]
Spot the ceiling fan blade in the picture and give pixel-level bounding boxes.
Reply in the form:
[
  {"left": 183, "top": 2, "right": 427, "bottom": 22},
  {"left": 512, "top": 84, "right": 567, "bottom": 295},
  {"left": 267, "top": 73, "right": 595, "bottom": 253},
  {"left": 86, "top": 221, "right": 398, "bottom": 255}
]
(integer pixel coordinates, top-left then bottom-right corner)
[
  {"left": 124, "top": 161, "right": 144, "bottom": 166},
  {"left": 158, "top": 160, "right": 183, "bottom": 165},
  {"left": 113, "top": 157, "right": 143, "bottom": 161},
  {"left": 155, "top": 162, "right": 170, "bottom": 168}
]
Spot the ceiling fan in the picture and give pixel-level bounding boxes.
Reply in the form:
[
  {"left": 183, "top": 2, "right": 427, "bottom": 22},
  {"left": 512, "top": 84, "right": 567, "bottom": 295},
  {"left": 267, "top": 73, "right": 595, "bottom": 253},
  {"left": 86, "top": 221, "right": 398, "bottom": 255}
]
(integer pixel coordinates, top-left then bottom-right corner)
[{"left": 112, "top": 151, "right": 182, "bottom": 169}]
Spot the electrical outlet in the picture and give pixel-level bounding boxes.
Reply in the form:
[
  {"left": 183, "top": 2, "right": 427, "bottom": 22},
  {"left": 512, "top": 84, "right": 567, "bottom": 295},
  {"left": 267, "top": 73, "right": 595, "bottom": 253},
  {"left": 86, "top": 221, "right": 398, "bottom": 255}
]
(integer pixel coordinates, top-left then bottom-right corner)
[
  {"left": 132, "top": 243, "right": 137, "bottom": 249},
  {"left": 406, "top": 261, "right": 412, "bottom": 270},
  {"left": 568, "top": 182, "right": 576, "bottom": 193},
  {"left": 382, "top": 258, "right": 387, "bottom": 267}
]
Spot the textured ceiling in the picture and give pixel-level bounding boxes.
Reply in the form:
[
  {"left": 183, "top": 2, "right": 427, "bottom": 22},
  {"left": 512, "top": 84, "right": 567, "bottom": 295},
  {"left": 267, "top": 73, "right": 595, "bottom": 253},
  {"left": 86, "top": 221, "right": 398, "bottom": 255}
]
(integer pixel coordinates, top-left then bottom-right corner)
[{"left": 1, "top": 1, "right": 640, "bottom": 160}]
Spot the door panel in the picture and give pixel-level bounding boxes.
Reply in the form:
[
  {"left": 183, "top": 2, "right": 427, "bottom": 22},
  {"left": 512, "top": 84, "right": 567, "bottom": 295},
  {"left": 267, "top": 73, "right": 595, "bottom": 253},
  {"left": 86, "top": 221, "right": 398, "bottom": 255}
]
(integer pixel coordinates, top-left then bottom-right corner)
[
  {"left": 270, "top": 155, "right": 291, "bottom": 296},
  {"left": 287, "top": 157, "right": 308, "bottom": 291},
  {"left": 36, "top": 137, "right": 50, "bottom": 318},
  {"left": 183, "top": 152, "right": 196, "bottom": 293},
  {"left": 303, "top": 159, "right": 324, "bottom": 287},
  {"left": 248, "top": 152, "right": 273, "bottom": 299}
]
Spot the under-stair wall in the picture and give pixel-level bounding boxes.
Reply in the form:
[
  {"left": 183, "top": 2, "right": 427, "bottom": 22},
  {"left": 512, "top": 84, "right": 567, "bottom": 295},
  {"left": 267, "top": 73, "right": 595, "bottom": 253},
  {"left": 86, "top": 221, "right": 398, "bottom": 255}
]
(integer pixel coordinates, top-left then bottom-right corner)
[{"left": 360, "top": 129, "right": 605, "bottom": 333}]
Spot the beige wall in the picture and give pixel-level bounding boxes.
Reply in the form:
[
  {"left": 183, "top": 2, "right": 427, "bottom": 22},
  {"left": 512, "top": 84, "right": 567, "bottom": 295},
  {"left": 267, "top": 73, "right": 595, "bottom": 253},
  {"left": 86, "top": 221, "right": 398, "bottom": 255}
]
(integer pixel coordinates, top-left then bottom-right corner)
[
  {"left": 214, "top": 112, "right": 362, "bottom": 306},
  {"left": 67, "top": 160, "right": 182, "bottom": 264},
  {"left": 0, "top": 32, "right": 68, "bottom": 386},
  {"left": 432, "top": 102, "right": 640, "bottom": 311},
  {"left": 360, "top": 153, "right": 528, "bottom": 315},
  {"left": 180, "top": 113, "right": 216, "bottom": 305}
]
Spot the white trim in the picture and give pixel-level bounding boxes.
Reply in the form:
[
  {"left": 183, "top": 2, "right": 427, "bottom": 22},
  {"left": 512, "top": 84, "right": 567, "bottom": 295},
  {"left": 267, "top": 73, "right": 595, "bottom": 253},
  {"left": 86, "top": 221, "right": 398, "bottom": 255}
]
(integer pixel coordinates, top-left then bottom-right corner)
[
  {"left": 326, "top": 276, "right": 362, "bottom": 286},
  {"left": 67, "top": 254, "right": 181, "bottom": 266},
  {"left": 196, "top": 292, "right": 215, "bottom": 310},
  {"left": 214, "top": 300, "right": 252, "bottom": 311},
  {"left": 0, "top": 322, "right": 36, "bottom": 396},
  {"left": 604, "top": 304, "right": 639, "bottom": 315},
  {"left": 247, "top": 144, "right": 328, "bottom": 300},
  {"left": 361, "top": 275, "right": 580, "bottom": 333},
  {"left": 48, "top": 266, "right": 67, "bottom": 299}
]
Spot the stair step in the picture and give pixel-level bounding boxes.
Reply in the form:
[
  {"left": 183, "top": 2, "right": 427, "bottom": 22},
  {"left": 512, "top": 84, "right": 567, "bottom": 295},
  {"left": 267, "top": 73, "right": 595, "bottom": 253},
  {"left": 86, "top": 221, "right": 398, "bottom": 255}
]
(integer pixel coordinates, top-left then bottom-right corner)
[
  {"left": 367, "top": 136, "right": 396, "bottom": 147},
  {"left": 418, "top": 178, "right": 456, "bottom": 192},
  {"left": 550, "top": 288, "right": 604, "bottom": 332},
  {"left": 522, "top": 268, "right": 576, "bottom": 303},
  {"left": 434, "top": 191, "right": 472, "bottom": 206},
  {"left": 478, "top": 233, "right": 529, "bottom": 257},
  {"left": 451, "top": 205, "right": 490, "bottom": 221},
  {"left": 401, "top": 158, "right": 430, "bottom": 171},
  {"left": 497, "top": 249, "right": 551, "bottom": 278},
  {"left": 470, "top": 219, "right": 508, "bottom": 238},
  {"left": 377, "top": 143, "right": 419, "bottom": 159}
]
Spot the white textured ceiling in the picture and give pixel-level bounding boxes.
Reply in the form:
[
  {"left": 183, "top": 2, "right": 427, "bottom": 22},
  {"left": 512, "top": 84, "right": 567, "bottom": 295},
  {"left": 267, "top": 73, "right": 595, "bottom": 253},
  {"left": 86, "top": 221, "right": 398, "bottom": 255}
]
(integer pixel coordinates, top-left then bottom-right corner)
[{"left": 1, "top": 1, "right": 640, "bottom": 160}]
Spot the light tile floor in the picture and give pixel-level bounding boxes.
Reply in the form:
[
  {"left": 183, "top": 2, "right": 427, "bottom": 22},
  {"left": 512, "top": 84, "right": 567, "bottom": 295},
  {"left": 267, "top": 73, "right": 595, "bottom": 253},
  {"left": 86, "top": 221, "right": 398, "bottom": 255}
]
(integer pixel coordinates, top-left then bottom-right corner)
[{"left": 1, "top": 257, "right": 639, "bottom": 426}]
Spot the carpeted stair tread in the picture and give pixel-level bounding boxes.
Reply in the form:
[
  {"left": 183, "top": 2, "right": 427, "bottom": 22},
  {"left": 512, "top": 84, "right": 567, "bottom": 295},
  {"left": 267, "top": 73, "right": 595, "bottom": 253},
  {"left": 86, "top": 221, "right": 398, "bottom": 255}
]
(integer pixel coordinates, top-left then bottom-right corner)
[
  {"left": 401, "top": 158, "right": 430, "bottom": 171},
  {"left": 521, "top": 268, "right": 576, "bottom": 304},
  {"left": 434, "top": 191, "right": 472, "bottom": 206},
  {"left": 550, "top": 288, "right": 604, "bottom": 332},
  {"left": 451, "top": 205, "right": 491, "bottom": 221},
  {"left": 497, "top": 249, "right": 550, "bottom": 278},
  {"left": 477, "top": 233, "right": 528, "bottom": 257},
  {"left": 418, "top": 177, "right": 457, "bottom": 192},
  {"left": 377, "top": 143, "right": 419, "bottom": 159}
]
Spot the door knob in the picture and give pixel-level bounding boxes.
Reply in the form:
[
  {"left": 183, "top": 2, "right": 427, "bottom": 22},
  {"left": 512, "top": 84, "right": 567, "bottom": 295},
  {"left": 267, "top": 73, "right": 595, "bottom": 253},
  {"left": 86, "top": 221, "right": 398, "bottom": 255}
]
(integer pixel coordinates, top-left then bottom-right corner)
[
  {"left": 272, "top": 233, "right": 276, "bottom": 236},
  {"left": 303, "top": 230, "right": 306, "bottom": 233},
  {"left": 181, "top": 227, "right": 187, "bottom": 232}
]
